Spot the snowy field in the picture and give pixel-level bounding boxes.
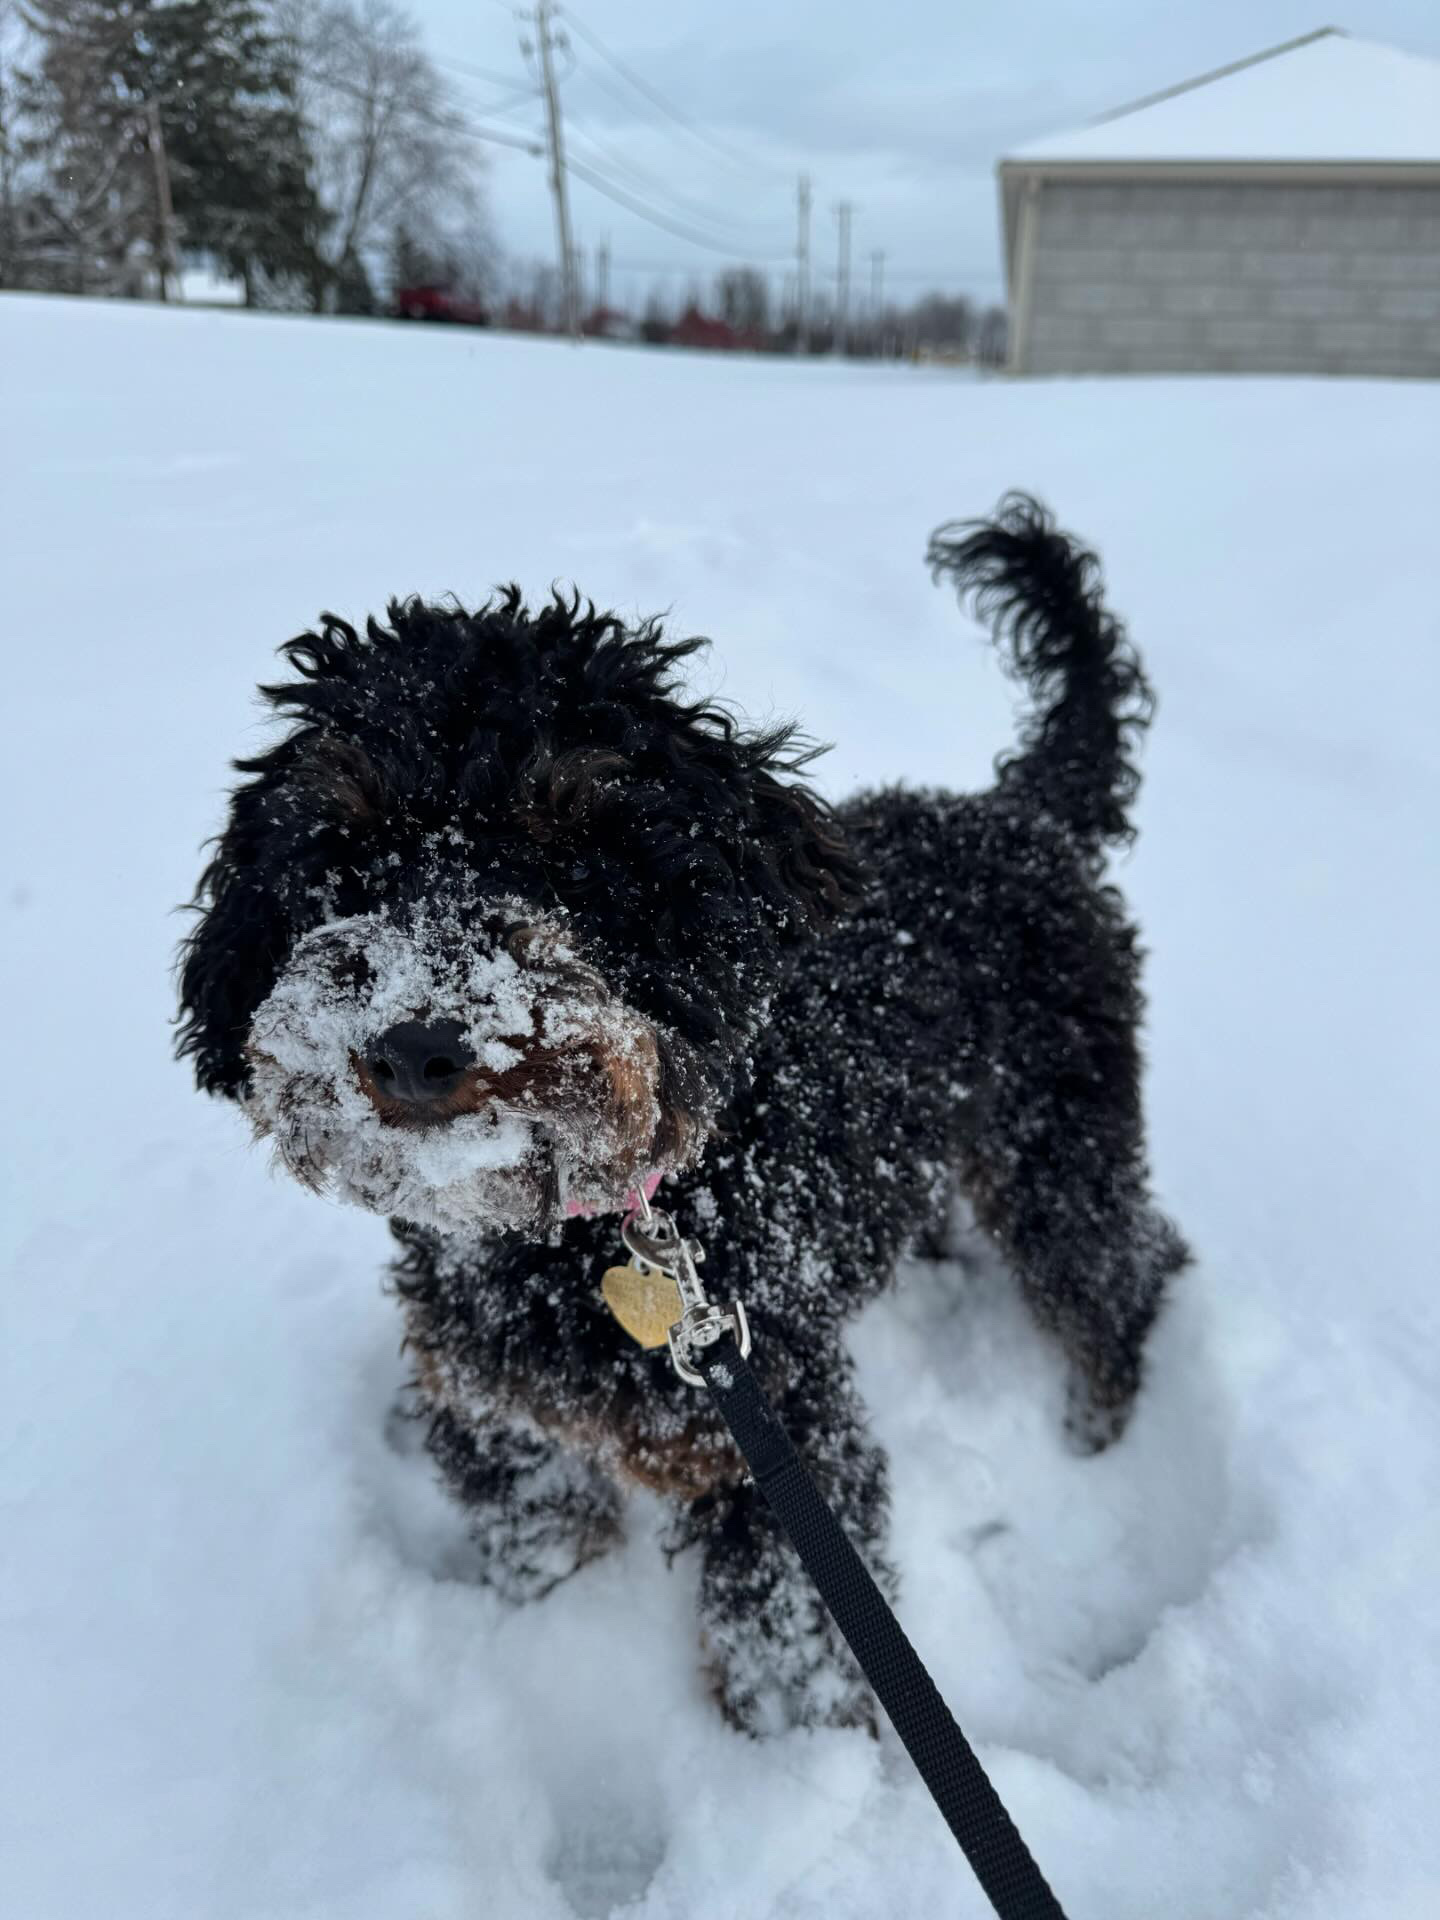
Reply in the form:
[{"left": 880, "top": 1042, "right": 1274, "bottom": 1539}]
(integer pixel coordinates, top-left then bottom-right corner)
[{"left": 2, "top": 293, "right": 1438, "bottom": 1920}]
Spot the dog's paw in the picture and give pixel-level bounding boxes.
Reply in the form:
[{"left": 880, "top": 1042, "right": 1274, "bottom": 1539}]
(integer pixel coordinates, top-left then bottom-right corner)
[
  {"left": 704, "top": 1632, "right": 880, "bottom": 1739},
  {"left": 1063, "top": 1373, "right": 1136, "bottom": 1455},
  {"left": 474, "top": 1504, "right": 625, "bottom": 1606}
]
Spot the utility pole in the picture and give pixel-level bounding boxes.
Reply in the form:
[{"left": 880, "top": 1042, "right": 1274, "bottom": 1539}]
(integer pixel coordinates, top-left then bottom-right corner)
[
  {"left": 795, "top": 172, "right": 811, "bottom": 354},
  {"left": 529, "top": 0, "right": 580, "bottom": 340},
  {"left": 596, "top": 236, "right": 610, "bottom": 314},
  {"left": 144, "top": 100, "right": 180, "bottom": 303},
  {"left": 870, "top": 249, "right": 885, "bottom": 353},
  {"left": 834, "top": 200, "right": 853, "bottom": 354}
]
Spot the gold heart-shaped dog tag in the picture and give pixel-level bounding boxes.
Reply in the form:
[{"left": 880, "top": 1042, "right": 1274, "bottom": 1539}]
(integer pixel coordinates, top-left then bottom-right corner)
[{"left": 601, "top": 1263, "right": 684, "bottom": 1350}]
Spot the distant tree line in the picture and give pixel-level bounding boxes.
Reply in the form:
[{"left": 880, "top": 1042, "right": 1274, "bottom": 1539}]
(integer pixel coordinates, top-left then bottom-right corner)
[
  {"left": 582, "top": 265, "right": 1009, "bottom": 365},
  {"left": 0, "top": 0, "right": 491, "bottom": 307}
]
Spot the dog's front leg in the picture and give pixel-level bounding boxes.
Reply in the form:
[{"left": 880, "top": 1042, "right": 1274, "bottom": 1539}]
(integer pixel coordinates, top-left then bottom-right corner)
[
  {"left": 671, "top": 1355, "right": 896, "bottom": 1735},
  {"left": 424, "top": 1401, "right": 625, "bottom": 1604}
]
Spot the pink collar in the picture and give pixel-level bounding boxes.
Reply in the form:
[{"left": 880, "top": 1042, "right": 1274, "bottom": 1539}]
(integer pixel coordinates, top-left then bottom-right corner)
[{"left": 565, "top": 1169, "right": 663, "bottom": 1220}]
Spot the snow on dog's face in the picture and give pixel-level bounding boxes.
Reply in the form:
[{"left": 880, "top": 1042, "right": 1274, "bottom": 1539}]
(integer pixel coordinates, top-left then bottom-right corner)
[
  {"left": 245, "top": 900, "right": 678, "bottom": 1234},
  {"left": 177, "top": 592, "right": 862, "bottom": 1236}
]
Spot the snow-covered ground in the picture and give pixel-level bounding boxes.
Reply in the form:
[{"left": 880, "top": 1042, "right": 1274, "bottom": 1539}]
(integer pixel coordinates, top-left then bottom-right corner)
[{"left": 2, "top": 293, "right": 1437, "bottom": 1920}]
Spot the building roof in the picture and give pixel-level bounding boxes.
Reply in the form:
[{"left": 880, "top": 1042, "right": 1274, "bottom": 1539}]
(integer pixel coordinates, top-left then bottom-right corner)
[{"left": 1006, "top": 29, "right": 1440, "bottom": 167}]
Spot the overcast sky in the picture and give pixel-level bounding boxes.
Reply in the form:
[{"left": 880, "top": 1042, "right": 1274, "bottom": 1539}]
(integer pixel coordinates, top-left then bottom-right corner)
[{"left": 412, "top": 1, "right": 1440, "bottom": 310}]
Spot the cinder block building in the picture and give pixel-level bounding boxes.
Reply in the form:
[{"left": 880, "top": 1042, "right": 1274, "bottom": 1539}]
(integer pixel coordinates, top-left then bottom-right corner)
[{"left": 1000, "top": 29, "right": 1440, "bottom": 377}]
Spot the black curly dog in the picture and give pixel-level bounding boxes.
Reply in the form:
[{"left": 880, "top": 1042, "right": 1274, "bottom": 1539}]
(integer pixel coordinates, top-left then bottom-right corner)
[{"left": 178, "top": 494, "right": 1188, "bottom": 1733}]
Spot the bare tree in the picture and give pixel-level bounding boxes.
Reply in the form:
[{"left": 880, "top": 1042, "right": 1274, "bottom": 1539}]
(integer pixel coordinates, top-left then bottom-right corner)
[
  {"left": 906, "top": 291, "right": 976, "bottom": 357},
  {"left": 639, "top": 281, "right": 671, "bottom": 343},
  {"left": 279, "top": 0, "right": 489, "bottom": 311},
  {"left": 976, "top": 304, "right": 1009, "bottom": 369},
  {"left": 525, "top": 257, "right": 558, "bottom": 326},
  {"left": 715, "top": 266, "right": 769, "bottom": 335},
  {"left": 387, "top": 200, "right": 496, "bottom": 306}
]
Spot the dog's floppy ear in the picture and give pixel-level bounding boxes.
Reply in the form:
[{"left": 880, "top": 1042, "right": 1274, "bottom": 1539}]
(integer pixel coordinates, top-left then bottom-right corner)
[
  {"left": 748, "top": 768, "right": 866, "bottom": 937},
  {"left": 176, "top": 840, "right": 285, "bottom": 1100}
]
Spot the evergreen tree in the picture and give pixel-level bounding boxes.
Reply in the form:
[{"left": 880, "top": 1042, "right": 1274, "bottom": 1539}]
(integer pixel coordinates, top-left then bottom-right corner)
[
  {"left": 22, "top": 0, "right": 323, "bottom": 298},
  {"left": 142, "top": 0, "right": 323, "bottom": 295}
]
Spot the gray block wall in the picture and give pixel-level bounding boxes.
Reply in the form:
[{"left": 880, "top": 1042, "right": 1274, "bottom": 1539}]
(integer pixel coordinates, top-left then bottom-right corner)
[{"left": 1020, "top": 179, "right": 1440, "bottom": 376}]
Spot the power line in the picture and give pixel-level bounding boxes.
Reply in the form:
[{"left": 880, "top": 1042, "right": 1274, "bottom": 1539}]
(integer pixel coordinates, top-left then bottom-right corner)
[
  {"left": 449, "top": 79, "right": 545, "bottom": 120},
  {"left": 570, "top": 50, "right": 788, "bottom": 208},
  {"left": 432, "top": 51, "right": 536, "bottom": 89},
  {"left": 564, "top": 155, "right": 790, "bottom": 259},
  {"left": 564, "top": 116, "right": 787, "bottom": 251},
  {"left": 558, "top": 7, "right": 787, "bottom": 181},
  {"left": 568, "top": 50, "right": 695, "bottom": 147},
  {"left": 430, "top": 49, "right": 546, "bottom": 125},
  {"left": 448, "top": 120, "right": 547, "bottom": 156},
  {"left": 402, "top": 18, "right": 1008, "bottom": 300},
  {"left": 305, "top": 70, "right": 545, "bottom": 154}
]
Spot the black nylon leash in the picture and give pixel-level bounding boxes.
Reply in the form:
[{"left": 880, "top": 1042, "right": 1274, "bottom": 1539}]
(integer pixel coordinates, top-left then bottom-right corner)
[
  {"left": 701, "top": 1333, "right": 1068, "bottom": 1920},
  {"left": 616, "top": 1204, "right": 1070, "bottom": 1920}
]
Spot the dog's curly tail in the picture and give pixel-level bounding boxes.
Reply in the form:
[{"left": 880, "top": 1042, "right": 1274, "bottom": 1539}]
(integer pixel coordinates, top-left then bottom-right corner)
[{"left": 927, "top": 492, "right": 1155, "bottom": 857}]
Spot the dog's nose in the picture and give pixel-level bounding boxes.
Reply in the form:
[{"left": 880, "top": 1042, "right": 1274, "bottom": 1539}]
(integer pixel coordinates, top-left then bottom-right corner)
[{"left": 365, "top": 1019, "right": 476, "bottom": 1103}]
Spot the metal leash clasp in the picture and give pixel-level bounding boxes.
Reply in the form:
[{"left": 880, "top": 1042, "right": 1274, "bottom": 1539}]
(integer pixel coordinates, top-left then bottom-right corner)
[{"left": 621, "top": 1187, "right": 750, "bottom": 1386}]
